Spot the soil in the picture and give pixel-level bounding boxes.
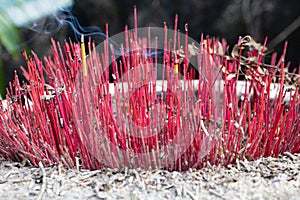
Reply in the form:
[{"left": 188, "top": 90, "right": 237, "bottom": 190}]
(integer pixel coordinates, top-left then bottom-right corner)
[{"left": 0, "top": 152, "right": 299, "bottom": 200}]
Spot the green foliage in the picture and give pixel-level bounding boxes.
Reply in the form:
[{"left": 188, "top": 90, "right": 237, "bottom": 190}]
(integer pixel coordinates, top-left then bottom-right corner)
[
  {"left": 0, "top": 46, "right": 4, "bottom": 97},
  {"left": 0, "top": 13, "right": 20, "bottom": 56},
  {"left": 0, "top": 12, "right": 21, "bottom": 97}
]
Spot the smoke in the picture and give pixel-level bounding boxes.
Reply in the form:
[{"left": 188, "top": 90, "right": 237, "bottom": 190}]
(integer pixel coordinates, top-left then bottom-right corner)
[
  {"left": 1, "top": 0, "right": 167, "bottom": 57},
  {"left": 0, "top": 0, "right": 113, "bottom": 51},
  {"left": 24, "top": 9, "right": 108, "bottom": 41}
]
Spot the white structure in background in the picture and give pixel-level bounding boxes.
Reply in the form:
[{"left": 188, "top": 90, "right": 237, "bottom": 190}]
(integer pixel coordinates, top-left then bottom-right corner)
[
  {"left": 109, "top": 80, "right": 296, "bottom": 102},
  {"left": 1, "top": 80, "right": 296, "bottom": 111}
]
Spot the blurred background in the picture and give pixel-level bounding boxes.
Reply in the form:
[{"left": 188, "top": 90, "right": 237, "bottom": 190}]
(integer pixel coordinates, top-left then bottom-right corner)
[{"left": 0, "top": 0, "right": 299, "bottom": 97}]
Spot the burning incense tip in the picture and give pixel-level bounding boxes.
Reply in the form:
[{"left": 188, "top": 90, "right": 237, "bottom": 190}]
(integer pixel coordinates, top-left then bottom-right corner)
[{"left": 81, "top": 35, "right": 87, "bottom": 77}]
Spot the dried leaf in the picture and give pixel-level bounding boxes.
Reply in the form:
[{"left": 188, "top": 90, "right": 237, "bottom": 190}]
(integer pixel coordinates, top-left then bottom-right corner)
[
  {"left": 226, "top": 73, "right": 236, "bottom": 81},
  {"left": 243, "top": 64, "right": 251, "bottom": 69},
  {"left": 221, "top": 66, "right": 228, "bottom": 74},
  {"left": 248, "top": 56, "right": 258, "bottom": 62},
  {"left": 257, "top": 67, "right": 265, "bottom": 75},
  {"left": 245, "top": 75, "right": 252, "bottom": 80},
  {"left": 231, "top": 45, "right": 240, "bottom": 59},
  {"left": 176, "top": 46, "right": 185, "bottom": 58},
  {"left": 241, "top": 35, "right": 267, "bottom": 53},
  {"left": 216, "top": 41, "right": 224, "bottom": 55},
  {"left": 188, "top": 43, "right": 198, "bottom": 56},
  {"left": 242, "top": 35, "right": 251, "bottom": 42}
]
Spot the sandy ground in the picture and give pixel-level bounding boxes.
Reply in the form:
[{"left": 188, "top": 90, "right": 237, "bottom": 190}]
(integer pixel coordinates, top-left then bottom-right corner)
[{"left": 0, "top": 152, "right": 299, "bottom": 200}]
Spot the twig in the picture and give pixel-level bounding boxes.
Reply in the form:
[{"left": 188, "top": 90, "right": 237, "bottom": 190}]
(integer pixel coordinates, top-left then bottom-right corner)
[
  {"left": 186, "top": 189, "right": 196, "bottom": 200},
  {"left": 12, "top": 179, "right": 32, "bottom": 183},
  {"left": 208, "top": 189, "right": 226, "bottom": 200},
  {"left": 200, "top": 119, "right": 209, "bottom": 136},
  {"left": 283, "top": 151, "right": 297, "bottom": 161},
  {"left": 36, "top": 162, "right": 47, "bottom": 200}
]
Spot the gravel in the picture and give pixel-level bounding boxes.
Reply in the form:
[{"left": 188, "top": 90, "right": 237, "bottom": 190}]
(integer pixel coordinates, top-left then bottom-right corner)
[{"left": 0, "top": 152, "right": 299, "bottom": 200}]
